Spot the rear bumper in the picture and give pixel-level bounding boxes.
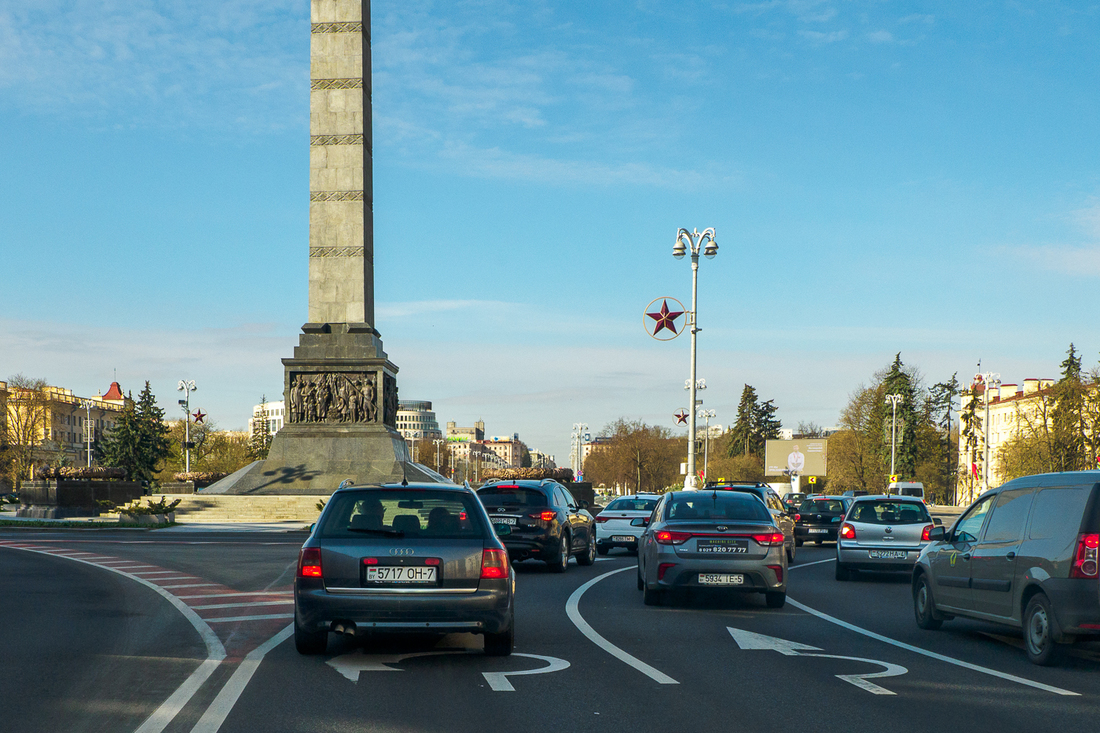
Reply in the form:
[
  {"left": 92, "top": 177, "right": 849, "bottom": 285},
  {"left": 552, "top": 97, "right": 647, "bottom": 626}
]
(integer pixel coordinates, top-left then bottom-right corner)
[
  {"left": 796, "top": 526, "right": 838, "bottom": 541},
  {"left": 837, "top": 544, "right": 921, "bottom": 571},
  {"left": 1041, "top": 578, "right": 1100, "bottom": 638},
  {"left": 650, "top": 555, "right": 786, "bottom": 592},
  {"left": 294, "top": 577, "right": 513, "bottom": 635},
  {"left": 595, "top": 526, "right": 641, "bottom": 548}
]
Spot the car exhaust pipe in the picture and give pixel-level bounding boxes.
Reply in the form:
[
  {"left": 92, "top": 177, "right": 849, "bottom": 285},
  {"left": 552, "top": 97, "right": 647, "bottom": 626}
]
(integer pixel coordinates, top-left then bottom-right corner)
[{"left": 332, "top": 622, "right": 357, "bottom": 636}]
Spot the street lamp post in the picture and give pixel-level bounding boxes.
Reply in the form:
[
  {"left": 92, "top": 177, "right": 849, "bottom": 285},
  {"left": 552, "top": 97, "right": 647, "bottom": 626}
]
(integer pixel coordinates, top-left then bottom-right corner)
[
  {"left": 886, "top": 393, "right": 903, "bottom": 478},
  {"left": 975, "top": 372, "right": 1001, "bottom": 495},
  {"left": 80, "top": 400, "right": 94, "bottom": 468},
  {"left": 674, "top": 227, "right": 718, "bottom": 489},
  {"left": 698, "top": 408, "right": 716, "bottom": 483},
  {"left": 177, "top": 380, "right": 197, "bottom": 473},
  {"left": 570, "top": 423, "right": 589, "bottom": 479},
  {"left": 433, "top": 438, "right": 444, "bottom": 470}
]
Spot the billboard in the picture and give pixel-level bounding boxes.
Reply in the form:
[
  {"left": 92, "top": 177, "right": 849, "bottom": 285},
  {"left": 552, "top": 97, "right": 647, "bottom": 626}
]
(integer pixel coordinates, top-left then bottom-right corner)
[{"left": 765, "top": 438, "right": 828, "bottom": 477}]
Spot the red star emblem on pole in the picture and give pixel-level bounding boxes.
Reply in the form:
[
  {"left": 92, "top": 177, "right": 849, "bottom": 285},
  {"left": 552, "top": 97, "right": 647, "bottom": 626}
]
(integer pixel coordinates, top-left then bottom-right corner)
[
  {"left": 647, "top": 299, "right": 684, "bottom": 336},
  {"left": 192, "top": 409, "right": 206, "bottom": 424},
  {"left": 674, "top": 409, "right": 689, "bottom": 425}
]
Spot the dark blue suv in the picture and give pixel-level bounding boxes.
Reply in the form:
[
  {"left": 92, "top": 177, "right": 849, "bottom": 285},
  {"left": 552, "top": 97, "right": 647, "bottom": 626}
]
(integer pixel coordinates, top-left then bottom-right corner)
[{"left": 477, "top": 479, "right": 597, "bottom": 572}]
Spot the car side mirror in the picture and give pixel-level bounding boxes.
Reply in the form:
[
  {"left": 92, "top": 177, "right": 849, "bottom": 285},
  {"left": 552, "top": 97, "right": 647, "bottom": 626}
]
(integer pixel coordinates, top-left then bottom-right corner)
[
  {"left": 928, "top": 526, "right": 946, "bottom": 542},
  {"left": 933, "top": 517, "right": 943, "bottom": 526},
  {"left": 630, "top": 517, "right": 650, "bottom": 527},
  {"left": 578, "top": 499, "right": 589, "bottom": 509},
  {"left": 492, "top": 522, "right": 512, "bottom": 536}
]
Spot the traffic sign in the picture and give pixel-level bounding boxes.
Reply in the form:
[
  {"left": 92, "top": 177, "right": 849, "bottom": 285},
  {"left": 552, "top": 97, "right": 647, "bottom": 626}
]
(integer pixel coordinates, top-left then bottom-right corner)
[
  {"left": 808, "top": 476, "right": 817, "bottom": 484},
  {"left": 890, "top": 474, "right": 899, "bottom": 483}
]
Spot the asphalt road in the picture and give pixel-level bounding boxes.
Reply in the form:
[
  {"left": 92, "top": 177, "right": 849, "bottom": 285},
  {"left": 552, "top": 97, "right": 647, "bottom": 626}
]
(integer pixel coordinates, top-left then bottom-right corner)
[{"left": 3, "top": 529, "right": 1099, "bottom": 733}]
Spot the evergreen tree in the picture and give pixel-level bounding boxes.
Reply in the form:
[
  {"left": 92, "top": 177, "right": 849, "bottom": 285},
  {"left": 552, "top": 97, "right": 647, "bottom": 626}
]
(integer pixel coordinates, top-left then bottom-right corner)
[
  {"left": 727, "top": 385, "right": 759, "bottom": 457},
  {"left": 754, "top": 399, "right": 782, "bottom": 446},
  {"left": 249, "top": 395, "right": 273, "bottom": 461},
  {"left": 99, "top": 382, "right": 171, "bottom": 484},
  {"left": 1052, "top": 343, "right": 1086, "bottom": 471},
  {"left": 878, "top": 354, "right": 921, "bottom": 479}
]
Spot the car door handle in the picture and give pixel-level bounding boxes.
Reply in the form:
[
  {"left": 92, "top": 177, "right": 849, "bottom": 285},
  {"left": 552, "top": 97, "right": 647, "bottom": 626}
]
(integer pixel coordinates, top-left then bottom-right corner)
[{"left": 1006, "top": 552, "right": 1016, "bottom": 560}]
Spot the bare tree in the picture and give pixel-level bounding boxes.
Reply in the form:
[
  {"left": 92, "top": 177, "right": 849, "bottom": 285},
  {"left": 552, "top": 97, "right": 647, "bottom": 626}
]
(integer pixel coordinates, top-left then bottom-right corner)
[{"left": 2, "top": 375, "right": 52, "bottom": 488}]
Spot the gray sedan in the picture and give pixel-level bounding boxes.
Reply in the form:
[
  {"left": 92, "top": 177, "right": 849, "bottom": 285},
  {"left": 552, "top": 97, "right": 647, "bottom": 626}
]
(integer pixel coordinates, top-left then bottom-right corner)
[
  {"left": 636, "top": 490, "right": 788, "bottom": 608},
  {"left": 294, "top": 482, "right": 515, "bottom": 655},
  {"left": 835, "top": 496, "right": 934, "bottom": 580}
]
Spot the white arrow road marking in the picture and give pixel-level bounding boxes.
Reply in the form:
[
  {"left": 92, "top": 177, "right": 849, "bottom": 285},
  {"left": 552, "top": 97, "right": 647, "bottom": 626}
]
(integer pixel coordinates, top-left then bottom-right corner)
[
  {"left": 326, "top": 650, "right": 471, "bottom": 682},
  {"left": 482, "top": 654, "right": 571, "bottom": 692},
  {"left": 728, "top": 627, "right": 908, "bottom": 695}
]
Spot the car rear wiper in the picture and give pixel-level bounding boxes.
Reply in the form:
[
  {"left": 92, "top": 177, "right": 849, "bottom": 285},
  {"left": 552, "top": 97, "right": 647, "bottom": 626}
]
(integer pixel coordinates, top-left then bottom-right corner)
[{"left": 347, "top": 528, "right": 405, "bottom": 537}]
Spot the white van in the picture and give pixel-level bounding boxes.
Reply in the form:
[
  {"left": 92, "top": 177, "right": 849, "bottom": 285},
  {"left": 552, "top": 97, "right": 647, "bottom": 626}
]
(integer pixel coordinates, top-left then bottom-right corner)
[{"left": 889, "top": 481, "right": 925, "bottom": 500}]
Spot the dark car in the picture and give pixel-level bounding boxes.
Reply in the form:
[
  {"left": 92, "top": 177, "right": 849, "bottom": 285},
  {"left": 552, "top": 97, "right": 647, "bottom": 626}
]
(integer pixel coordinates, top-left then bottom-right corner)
[
  {"left": 636, "top": 489, "right": 788, "bottom": 608},
  {"left": 476, "top": 479, "right": 596, "bottom": 571},
  {"left": 294, "top": 482, "right": 515, "bottom": 656},
  {"left": 783, "top": 492, "right": 807, "bottom": 512},
  {"left": 707, "top": 482, "right": 796, "bottom": 562},
  {"left": 913, "top": 471, "right": 1100, "bottom": 666},
  {"left": 794, "top": 495, "right": 852, "bottom": 545}
]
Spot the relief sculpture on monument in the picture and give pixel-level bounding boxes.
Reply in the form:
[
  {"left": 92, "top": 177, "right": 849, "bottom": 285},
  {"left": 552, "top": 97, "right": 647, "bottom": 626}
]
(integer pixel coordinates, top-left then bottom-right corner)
[{"left": 289, "top": 372, "right": 378, "bottom": 424}]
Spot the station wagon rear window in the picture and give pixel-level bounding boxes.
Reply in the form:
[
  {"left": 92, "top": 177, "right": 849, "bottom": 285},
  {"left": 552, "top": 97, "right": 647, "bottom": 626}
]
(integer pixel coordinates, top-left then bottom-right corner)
[
  {"left": 319, "top": 490, "right": 488, "bottom": 540},
  {"left": 849, "top": 501, "right": 930, "bottom": 525}
]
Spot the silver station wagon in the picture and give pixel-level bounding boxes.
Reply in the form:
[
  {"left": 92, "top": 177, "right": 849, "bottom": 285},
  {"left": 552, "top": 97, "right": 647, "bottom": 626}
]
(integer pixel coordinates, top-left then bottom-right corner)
[
  {"left": 913, "top": 471, "right": 1100, "bottom": 665},
  {"left": 835, "top": 496, "right": 934, "bottom": 581},
  {"left": 294, "top": 482, "right": 515, "bottom": 656}
]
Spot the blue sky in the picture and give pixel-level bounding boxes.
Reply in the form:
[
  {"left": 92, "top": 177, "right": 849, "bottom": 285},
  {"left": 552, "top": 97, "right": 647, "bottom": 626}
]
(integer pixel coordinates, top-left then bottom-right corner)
[{"left": 3, "top": 1, "right": 1099, "bottom": 464}]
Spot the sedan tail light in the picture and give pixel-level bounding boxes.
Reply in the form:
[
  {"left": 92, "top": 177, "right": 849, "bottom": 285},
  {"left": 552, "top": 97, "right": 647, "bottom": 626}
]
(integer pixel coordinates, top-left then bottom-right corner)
[
  {"left": 595, "top": 516, "right": 611, "bottom": 523},
  {"left": 839, "top": 522, "right": 856, "bottom": 540},
  {"left": 655, "top": 530, "right": 692, "bottom": 545},
  {"left": 1070, "top": 533, "right": 1099, "bottom": 579},
  {"left": 921, "top": 524, "right": 933, "bottom": 542},
  {"left": 751, "top": 532, "right": 786, "bottom": 547},
  {"left": 298, "top": 547, "right": 323, "bottom": 578},
  {"left": 480, "top": 548, "right": 510, "bottom": 579}
]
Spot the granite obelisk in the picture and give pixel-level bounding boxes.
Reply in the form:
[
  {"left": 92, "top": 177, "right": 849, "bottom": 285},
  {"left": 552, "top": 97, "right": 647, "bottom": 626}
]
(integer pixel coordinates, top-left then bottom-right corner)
[{"left": 213, "top": 0, "right": 433, "bottom": 494}]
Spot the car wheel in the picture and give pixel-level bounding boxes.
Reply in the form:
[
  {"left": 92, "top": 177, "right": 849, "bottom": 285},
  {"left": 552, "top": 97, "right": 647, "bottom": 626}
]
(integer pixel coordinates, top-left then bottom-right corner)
[
  {"left": 548, "top": 533, "right": 570, "bottom": 573},
  {"left": 765, "top": 591, "right": 786, "bottom": 609},
  {"left": 576, "top": 531, "right": 597, "bottom": 566},
  {"left": 835, "top": 562, "right": 851, "bottom": 581},
  {"left": 294, "top": 617, "right": 328, "bottom": 655},
  {"left": 637, "top": 563, "right": 644, "bottom": 590},
  {"left": 795, "top": 538, "right": 804, "bottom": 547},
  {"left": 643, "top": 585, "right": 664, "bottom": 606},
  {"left": 786, "top": 541, "right": 795, "bottom": 563},
  {"left": 596, "top": 545, "right": 610, "bottom": 556},
  {"left": 484, "top": 615, "right": 514, "bottom": 657},
  {"left": 913, "top": 574, "right": 943, "bottom": 630},
  {"left": 1024, "top": 594, "right": 1064, "bottom": 666}
]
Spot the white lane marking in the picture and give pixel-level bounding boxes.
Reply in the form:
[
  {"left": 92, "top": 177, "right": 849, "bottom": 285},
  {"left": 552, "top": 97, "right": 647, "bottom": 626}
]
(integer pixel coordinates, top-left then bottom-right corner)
[
  {"left": 132, "top": 571, "right": 193, "bottom": 576},
  {"left": 161, "top": 583, "right": 219, "bottom": 589},
  {"left": 176, "top": 592, "right": 292, "bottom": 600},
  {"left": 327, "top": 650, "right": 470, "bottom": 682},
  {"left": 728, "top": 627, "right": 907, "bottom": 695},
  {"left": 192, "top": 601, "right": 293, "bottom": 611},
  {"left": 809, "top": 654, "right": 908, "bottom": 695},
  {"left": 791, "top": 558, "right": 835, "bottom": 569},
  {"left": 3, "top": 544, "right": 227, "bottom": 733},
  {"left": 189, "top": 625, "right": 293, "bottom": 733},
  {"left": 784, "top": 598, "right": 1079, "bottom": 696},
  {"left": 204, "top": 614, "right": 293, "bottom": 623},
  {"left": 566, "top": 566, "right": 678, "bottom": 685},
  {"left": 482, "top": 654, "right": 570, "bottom": 691}
]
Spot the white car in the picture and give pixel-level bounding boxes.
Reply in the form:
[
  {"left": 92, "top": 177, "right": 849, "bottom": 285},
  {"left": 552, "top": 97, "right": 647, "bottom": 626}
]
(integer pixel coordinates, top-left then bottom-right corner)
[{"left": 594, "top": 494, "right": 661, "bottom": 555}]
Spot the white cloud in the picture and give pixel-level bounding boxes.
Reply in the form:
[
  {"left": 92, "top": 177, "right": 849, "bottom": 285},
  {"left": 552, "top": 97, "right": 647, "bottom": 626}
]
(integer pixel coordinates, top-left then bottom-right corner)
[
  {"left": 868, "top": 30, "right": 894, "bottom": 44},
  {"left": 799, "top": 29, "right": 849, "bottom": 43}
]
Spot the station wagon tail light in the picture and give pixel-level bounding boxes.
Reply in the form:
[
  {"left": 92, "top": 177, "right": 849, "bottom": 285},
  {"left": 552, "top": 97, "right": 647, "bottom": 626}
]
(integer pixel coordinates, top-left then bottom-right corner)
[
  {"left": 1071, "top": 533, "right": 1099, "bottom": 579},
  {"left": 363, "top": 557, "right": 378, "bottom": 565},
  {"left": 655, "top": 530, "right": 692, "bottom": 545},
  {"left": 298, "top": 548, "right": 323, "bottom": 578},
  {"left": 921, "top": 524, "right": 934, "bottom": 542},
  {"left": 425, "top": 558, "right": 441, "bottom": 566},
  {"left": 839, "top": 523, "right": 856, "bottom": 540},
  {"left": 752, "top": 532, "right": 786, "bottom": 547},
  {"left": 480, "top": 549, "right": 509, "bottom": 579}
]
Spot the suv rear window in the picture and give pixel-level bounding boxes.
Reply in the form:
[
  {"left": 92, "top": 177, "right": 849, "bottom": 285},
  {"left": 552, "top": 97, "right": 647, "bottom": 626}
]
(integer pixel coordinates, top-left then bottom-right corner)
[
  {"left": 477, "top": 486, "right": 549, "bottom": 507},
  {"left": 665, "top": 493, "right": 771, "bottom": 522},
  {"left": 849, "top": 501, "right": 930, "bottom": 525},
  {"left": 606, "top": 498, "right": 658, "bottom": 512},
  {"left": 319, "top": 490, "right": 487, "bottom": 540}
]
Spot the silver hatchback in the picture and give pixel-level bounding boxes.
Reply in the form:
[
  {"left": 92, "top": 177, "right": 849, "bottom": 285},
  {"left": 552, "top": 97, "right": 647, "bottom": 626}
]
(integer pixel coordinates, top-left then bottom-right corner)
[
  {"left": 294, "top": 483, "right": 515, "bottom": 656},
  {"left": 835, "top": 496, "right": 934, "bottom": 581},
  {"left": 636, "top": 490, "right": 788, "bottom": 608}
]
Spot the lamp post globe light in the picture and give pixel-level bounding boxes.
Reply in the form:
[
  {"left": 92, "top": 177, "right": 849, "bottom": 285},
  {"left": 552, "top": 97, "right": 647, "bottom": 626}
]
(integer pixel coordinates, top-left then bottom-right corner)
[
  {"left": 177, "top": 380, "right": 197, "bottom": 473},
  {"left": 674, "top": 227, "right": 717, "bottom": 489},
  {"left": 885, "top": 393, "right": 903, "bottom": 478},
  {"left": 571, "top": 423, "right": 589, "bottom": 479},
  {"left": 433, "top": 438, "right": 444, "bottom": 470}
]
